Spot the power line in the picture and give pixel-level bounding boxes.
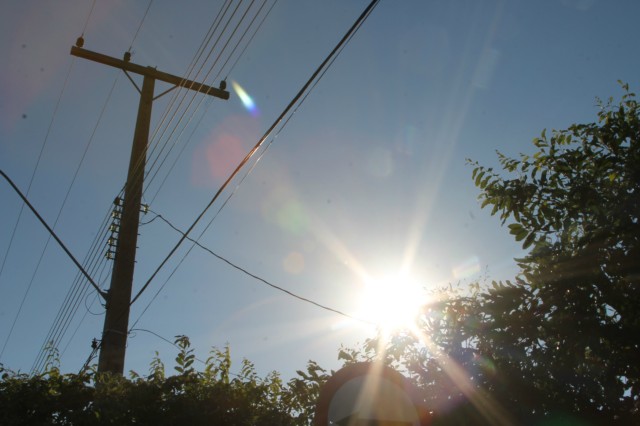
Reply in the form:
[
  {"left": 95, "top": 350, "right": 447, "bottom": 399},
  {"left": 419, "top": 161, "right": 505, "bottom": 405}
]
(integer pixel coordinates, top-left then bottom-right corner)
[
  {"left": 147, "top": 212, "right": 372, "bottom": 325},
  {"left": 129, "top": 0, "right": 381, "bottom": 308},
  {"left": 81, "top": 0, "right": 98, "bottom": 37},
  {"left": 0, "top": 171, "right": 105, "bottom": 300},
  {"left": 30, "top": 0, "right": 157, "bottom": 372},
  {"left": 128, "top": 0, "right": 154, "bottom": 52},
  {"left": 142, "top": 0, "right": 254, "bottom": 195},
  {"left": 6, "top": 76, "right": 120, "bottom": 366},
  {"left": 31, "top": 201, "right": 115, "bottom": 374},
  {"left": 0, "top": 58, "right": 75, "bottom": 288},
  {"left": 5, "top": 0, "right": 114, "bottom": 371},
  {"left": 146, "top": 0, "right": 278, "bottom": 205},
  {"left": 225, "top": 0, "right": 279, "bottom": 79},
  {"left": 47, "top": 0, "right": 239, "bottom": 374},
  {"left": 28, "top": 76, "right": 123, "bottom": 372}
]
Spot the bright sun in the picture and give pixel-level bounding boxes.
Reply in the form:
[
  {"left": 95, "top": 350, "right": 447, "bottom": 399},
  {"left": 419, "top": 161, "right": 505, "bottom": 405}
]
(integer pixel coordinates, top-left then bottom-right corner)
[{"left": 357, "top": 273, "right": 426, "bottom": 334}]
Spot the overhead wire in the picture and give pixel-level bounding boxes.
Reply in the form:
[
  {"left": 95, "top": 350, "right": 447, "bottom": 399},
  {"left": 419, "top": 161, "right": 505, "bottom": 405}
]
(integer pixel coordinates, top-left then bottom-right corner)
[
  {"left": 0, "top": 60, "right": 75, "bottom": 290},
  {"left": 129, "top": 0, "right": 238, "bottom": 195},
  {"left": 30, "top": 207, "right": 114, "bottom": 373},
  {"left": 4, "top": 76, "right": 119, "bottom": 363},
  {"left": 141, "top": 0, "right": 253, "bottom": 194},
  {"left": 69, "top": 0, "right": 238, "bottom": 372},
  {"left": 225, "top": 0, "right": 278, "bottom": 79},
  {"left": 30, "top": 0, "right": 159, "bottom": 372},
  {"left": 0, "top": 170, "right": 106, "bottom": 369},
  {"left": 128, "top": 0, "right": 382, "bottom": 310},
  {"left": 105, "top": 0, "right": 241, "bottom": 229},
  {"left": 30, "top": 196, "right": 118, "bottom": 373},
  {"left": 0, "top": 0, "right": 99, "bottom": 294},
  {"left": 129, "top": 24, "right": 364, "bottom": 329},
  {"left": 128, "top": 0, "right": 154, "bottom": 53},
  {"left": 75, "top": 0, "right": 380, "bottom": 371},
  {"left": 81, "top": 0, "right": 98, "bottom": 37},
  {"left": 146, "top": 0, "right": 278, "bottom": 205},
  {"left": 28, "top": 76, "right": 124, "bottom": 372},
  {"left": 108, "top": 0, "right": 264, "bottom": 216},
  {"left": 131, "top": 212, "right": 371, "bottom": 328}
]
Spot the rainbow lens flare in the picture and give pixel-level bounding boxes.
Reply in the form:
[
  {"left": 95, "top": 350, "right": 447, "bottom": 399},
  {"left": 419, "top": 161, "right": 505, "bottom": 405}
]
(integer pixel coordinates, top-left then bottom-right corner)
[{"left": 232, "top": 81, "right": 259, "bottom": 116}]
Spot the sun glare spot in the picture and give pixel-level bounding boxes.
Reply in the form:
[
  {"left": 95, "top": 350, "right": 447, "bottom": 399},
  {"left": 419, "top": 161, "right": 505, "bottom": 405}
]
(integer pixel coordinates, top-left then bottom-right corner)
[
  {"left": 357, "top": 274, "right": 426, "bottom": 335},
  {"left": 232, "top": 80, "right": 259, "bottom": 116}
]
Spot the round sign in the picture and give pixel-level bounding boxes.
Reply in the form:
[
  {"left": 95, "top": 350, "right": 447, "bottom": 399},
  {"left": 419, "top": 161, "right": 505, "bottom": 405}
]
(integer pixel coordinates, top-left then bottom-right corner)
[{"left": 314, "top": 362, "right": 429, "bottom": 425}]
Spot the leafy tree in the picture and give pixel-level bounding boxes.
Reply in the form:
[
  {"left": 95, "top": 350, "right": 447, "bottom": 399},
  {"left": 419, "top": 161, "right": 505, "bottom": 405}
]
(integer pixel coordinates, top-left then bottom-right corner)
[
  {"left": 0, "top": 336, "right": 326, "bottom": 425},
  {"left": 364, "top": 84, "right": 639, "bottom": 423},
  {"left": 469, "top": 83, "right": 639, "bottom": 420}
]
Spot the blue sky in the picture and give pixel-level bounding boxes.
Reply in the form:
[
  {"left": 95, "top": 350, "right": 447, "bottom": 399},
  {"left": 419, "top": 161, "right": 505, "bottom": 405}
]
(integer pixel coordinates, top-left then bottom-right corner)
[{"left": 1, "top": 0, "right": 639, "bottom": 378}]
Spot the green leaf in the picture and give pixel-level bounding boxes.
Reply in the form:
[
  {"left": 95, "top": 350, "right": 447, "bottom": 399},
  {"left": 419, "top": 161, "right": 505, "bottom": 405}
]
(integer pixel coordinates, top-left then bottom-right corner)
[{"left": 522, "top": 231, "right": 536, "bottom": 249}]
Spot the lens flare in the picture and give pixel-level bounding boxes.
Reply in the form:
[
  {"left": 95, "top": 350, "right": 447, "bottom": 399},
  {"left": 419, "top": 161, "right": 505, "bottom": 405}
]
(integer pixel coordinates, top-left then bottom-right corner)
[
  {"left": 232, "top": 81, "right": 259, "bottom": 116},
  {"left": 357, "top": 273, "right": 426, "bottom": 334}
]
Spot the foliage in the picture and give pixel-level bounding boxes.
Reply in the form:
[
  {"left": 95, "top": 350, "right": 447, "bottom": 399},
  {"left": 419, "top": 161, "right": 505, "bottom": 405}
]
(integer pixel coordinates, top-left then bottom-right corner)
[
  {"left": 470, "top": 83, "right": 639, "bottom": 419},
  {"left": 362, "top": 84, "right": 640, "bottom": 424},
  {"left": 0, "top": 336, "right": 326, "bottom": 426}
]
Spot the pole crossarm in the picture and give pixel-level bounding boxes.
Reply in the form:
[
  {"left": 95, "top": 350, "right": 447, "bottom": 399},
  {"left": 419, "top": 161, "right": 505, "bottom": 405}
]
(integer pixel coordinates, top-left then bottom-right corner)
[{"left": 70, "top": 46, "right": 230, "bottom": 99}]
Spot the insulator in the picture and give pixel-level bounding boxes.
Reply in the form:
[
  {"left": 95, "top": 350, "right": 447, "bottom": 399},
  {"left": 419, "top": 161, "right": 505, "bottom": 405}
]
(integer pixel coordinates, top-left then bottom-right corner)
[
  {"left": 107, "top": 237, "right": 117, "bottom": 246},
  {"left": 111, "top": 210, "right": 122, "bottom": 218},
  {"left": 140, "top": 204, "right": 149, "bottom": 213},
  {"left": 109, "top": 224, "right": 120, "bottom": 232},
  {"left": 76, "top": 36, "right": 84, "bottom": 48},
  {"left": 123, "top": 51, "right": 131, "bottom": 62},
  {"left": 114, "top": 197, "right": 123, "bottom": 206},
  {"left": 219, "top": 80, "right": 227, "bottom": 91}
]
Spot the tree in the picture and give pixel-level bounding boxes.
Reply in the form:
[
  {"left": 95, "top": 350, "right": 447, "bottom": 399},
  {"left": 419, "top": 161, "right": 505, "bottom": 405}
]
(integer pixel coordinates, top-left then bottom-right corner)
[
  {"left": 364, "top": 84, "right": 639, "bottom": 423},
  {"left": 0, "top": 336, "right": 327, "bottom": 425},
  {"left": 470, "top": 83, "right": 639, "bottom": 420}
]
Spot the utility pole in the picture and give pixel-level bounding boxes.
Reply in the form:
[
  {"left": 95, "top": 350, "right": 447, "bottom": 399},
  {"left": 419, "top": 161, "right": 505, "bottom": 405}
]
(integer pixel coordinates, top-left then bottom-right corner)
[{"left": 71, "top": 41, "right": 229, "bottom": 375}]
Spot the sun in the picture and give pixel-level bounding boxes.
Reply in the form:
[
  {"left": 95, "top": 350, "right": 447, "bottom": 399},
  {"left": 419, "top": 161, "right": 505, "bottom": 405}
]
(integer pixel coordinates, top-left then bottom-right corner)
[{"left": 356, "top": 273, "right": 426, "bottom": 334}]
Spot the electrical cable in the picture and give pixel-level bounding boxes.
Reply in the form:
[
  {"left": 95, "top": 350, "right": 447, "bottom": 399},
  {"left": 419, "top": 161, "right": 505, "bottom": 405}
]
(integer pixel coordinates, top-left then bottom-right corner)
[
  {"left": 146, "top": 212, "right": 372, "bottom": 324},
  {"left": 81, "top": 0, "right": 98, "bottom": 37},
  {"left": 225, "top": 0, "right": 278, "bottom": 79},
  {"left": 28, "top": 78, "right": 124, "bottom": 372},
  {"left": 104, "top": 0, "right": 240, "bottom": 245},
  {"left": 71, "top": 0, "right": 379, "bottom": 372},
  {"left": 31, "top": 0, "right": 162, "bottom": 372},
  {"left": 0, "top": 59, "right": 75, "bottom": 288},
  {"left": 31, "top": 204, "right": 115, "bottom": 373},
  {"left": 128, "top": 0, "right": 154, "bottom": 53},
  {"left": 141, "top": 0, "right": 251, "bottom": 194},
  {"left": 129, "top": 0, "right": 381, "bottom": 308},
  {"left": 0, "top": 170, "right": 104, "bottom": 298},
  {"left": 145, "top": 0, "right": 276, "bottom": 204},
  {"left": 133, "top": 0, "right": 237, "bottom": 188},
  {"left": 2, "top": 76, "right": 119, "bottom": 361},
  {"left": 143, "top": 0, "right": 263, "bottom": 194},
  {"left": 30, "top": 0, "right": 158, "bottom": 370},
  {"left": 62, "top": 0, "right": 236, "bottom": 374}
]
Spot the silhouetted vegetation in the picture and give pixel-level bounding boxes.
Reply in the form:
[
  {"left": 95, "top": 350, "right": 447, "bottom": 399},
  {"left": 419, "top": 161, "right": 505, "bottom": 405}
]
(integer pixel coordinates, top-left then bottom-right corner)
[{"left": 0, "top": 336, "right": 328, "bottom": 425}]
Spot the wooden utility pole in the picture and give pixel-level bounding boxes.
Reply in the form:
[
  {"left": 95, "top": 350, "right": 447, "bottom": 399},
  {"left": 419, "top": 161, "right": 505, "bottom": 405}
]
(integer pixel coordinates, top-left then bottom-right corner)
[{"left": 71, "top": 43, "right": 229, "bottom": 375}]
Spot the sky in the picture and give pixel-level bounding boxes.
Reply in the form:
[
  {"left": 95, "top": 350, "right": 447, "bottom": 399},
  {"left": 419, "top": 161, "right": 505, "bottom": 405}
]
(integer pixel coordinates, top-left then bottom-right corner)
[{"left": 1, "top": 0, "right": 639, "bottom": 379}]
